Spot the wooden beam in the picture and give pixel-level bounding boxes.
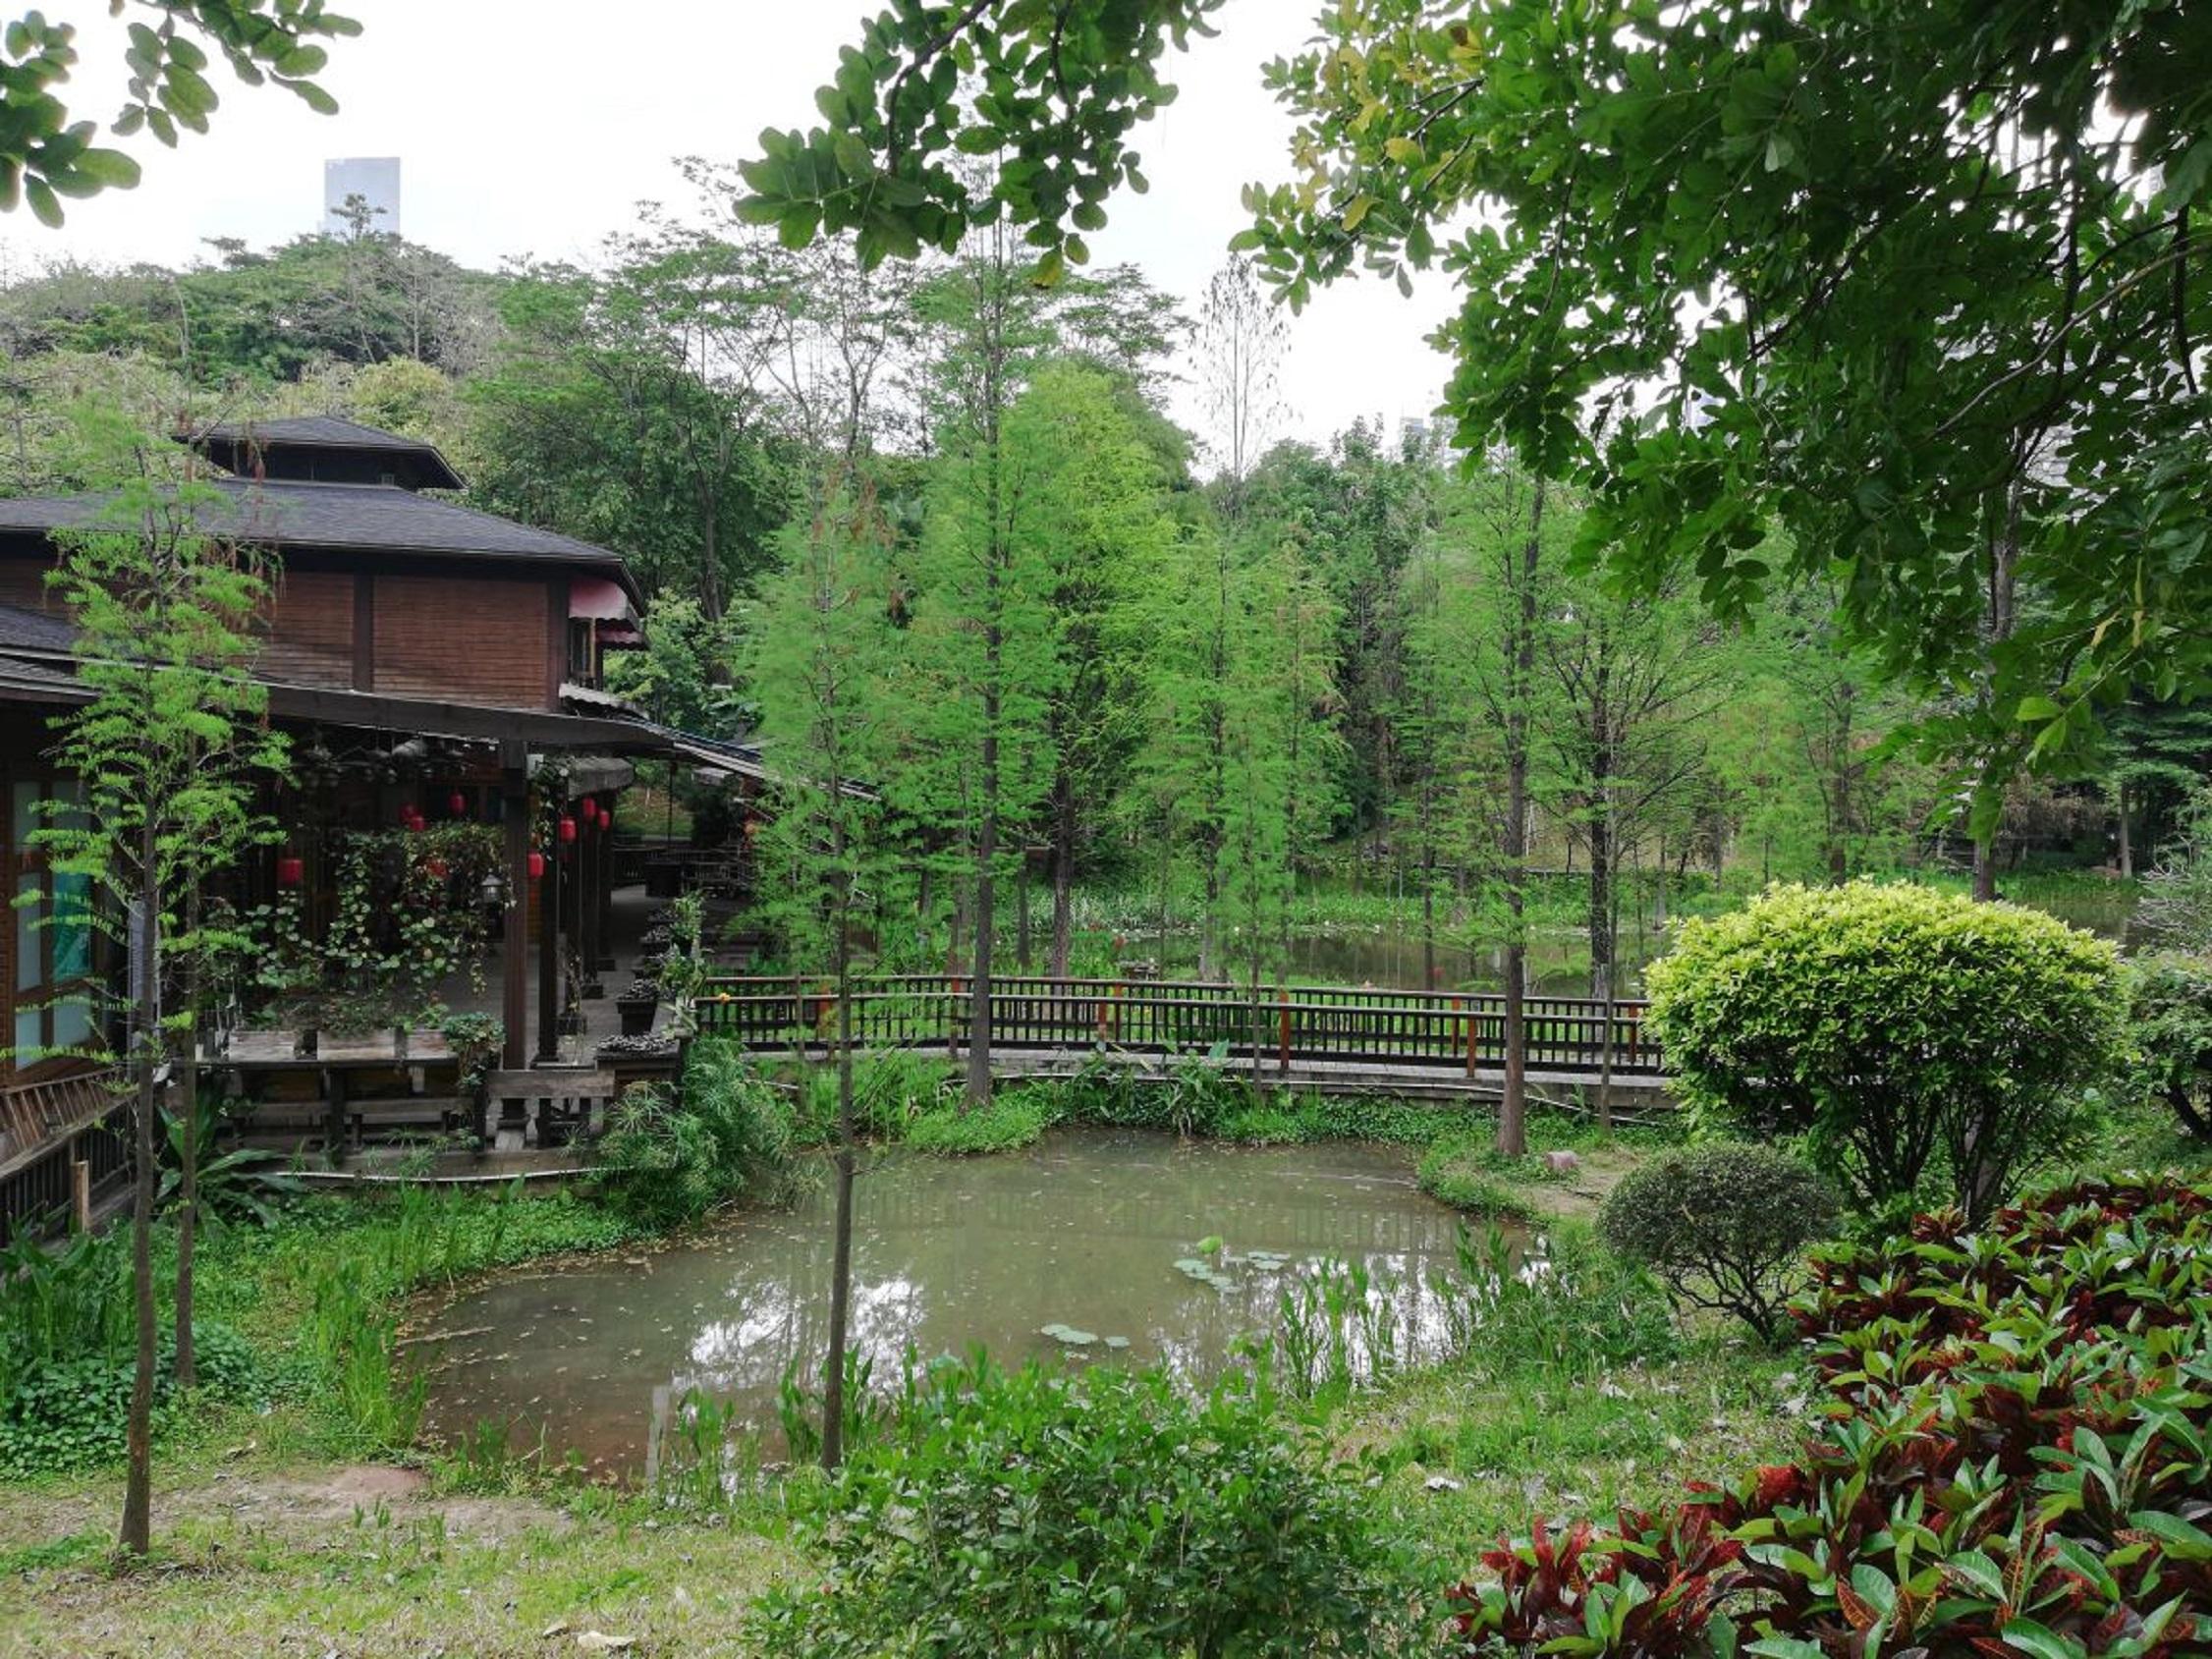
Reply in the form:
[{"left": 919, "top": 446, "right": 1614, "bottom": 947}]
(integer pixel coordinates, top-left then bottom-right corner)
[{"left": 500, "top": 740, "right": 529, "bottom": 1072}]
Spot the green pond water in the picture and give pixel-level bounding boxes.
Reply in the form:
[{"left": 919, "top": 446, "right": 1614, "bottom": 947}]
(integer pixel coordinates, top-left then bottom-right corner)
[{"left": 416, "top": 1129, "right": 1473, "bottom": 1474}]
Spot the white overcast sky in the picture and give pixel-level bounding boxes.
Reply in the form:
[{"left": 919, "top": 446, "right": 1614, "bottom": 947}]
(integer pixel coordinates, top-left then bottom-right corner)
[{"left": 1, "top": 1, "right": 1457, "bottom": 454}]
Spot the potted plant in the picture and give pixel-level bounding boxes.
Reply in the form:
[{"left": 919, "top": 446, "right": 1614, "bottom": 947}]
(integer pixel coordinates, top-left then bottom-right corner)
[
  {"left": 656, "top": 893, "right": 709, "bottom": 1037},
  {"left": 616, "top": 971, "right": 660, "bottom": 1038}
]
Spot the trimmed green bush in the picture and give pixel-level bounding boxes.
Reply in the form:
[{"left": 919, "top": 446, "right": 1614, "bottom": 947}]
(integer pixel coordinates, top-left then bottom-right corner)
[
  {"left": 1647, "top": 881, "right": 2123, "bottom": 1218},
  {"left": 1596, "top": 1143, "right": 1838, "bottom": 1342}
]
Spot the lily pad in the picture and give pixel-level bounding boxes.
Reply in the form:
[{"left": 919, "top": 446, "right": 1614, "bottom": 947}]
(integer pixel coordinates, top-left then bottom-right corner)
[
  {"left": 1103, "top": 1336, "right": 1131, "bottom": 1351},
  {"left": 1196, "top": 1235, "right": 1225, "bottom": 1255},
  {"left": 1039, "top": 1323, "right": 1098, "bottom": 1347}
]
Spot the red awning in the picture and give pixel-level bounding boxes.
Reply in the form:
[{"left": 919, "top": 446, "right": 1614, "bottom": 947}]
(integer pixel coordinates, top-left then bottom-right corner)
[{"left": 569, "top": 576, "right": 633, "bottom": 622}]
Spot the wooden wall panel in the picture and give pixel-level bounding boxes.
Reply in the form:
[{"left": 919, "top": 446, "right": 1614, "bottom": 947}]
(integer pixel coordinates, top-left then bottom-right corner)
[
  {"left": 254, "top": 568, "right": 355, "bottom": 688},
  {"left": 373, "top": 575, "right": 550, "bottom": 707},
  {"left": 0, "top": 553, "right": 55, "bottom": 613}
]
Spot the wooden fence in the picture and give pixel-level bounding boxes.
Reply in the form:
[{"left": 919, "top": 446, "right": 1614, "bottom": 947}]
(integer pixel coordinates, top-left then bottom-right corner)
[{"left": 691, "top": 974, "right": 1661, "bottom": 1082}]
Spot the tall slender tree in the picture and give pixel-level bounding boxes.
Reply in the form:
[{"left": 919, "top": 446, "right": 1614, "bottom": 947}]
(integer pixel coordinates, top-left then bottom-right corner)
[{"left": 35, "top": 402, "right": 286, "bottom": 1556}]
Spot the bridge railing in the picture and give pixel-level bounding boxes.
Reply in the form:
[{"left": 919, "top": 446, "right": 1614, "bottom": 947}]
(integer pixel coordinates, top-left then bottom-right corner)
[
  {"left": 691, "top": 974, "right": 1660, "bottom": 1079},
  {"left": 0, "top": 1066, "right": 130, "bottom": 1244}
]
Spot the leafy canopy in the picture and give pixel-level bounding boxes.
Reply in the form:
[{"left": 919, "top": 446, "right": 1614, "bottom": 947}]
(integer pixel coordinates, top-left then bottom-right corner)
[
  {"left": 765, "top": 1, "right": 2212, "bottom": 777},
  {"left": 0, "top": 2, "right": 359, "bottom": 225},
  {"left": 737, "top": 0, "right": 1225, "bottom": 281}
]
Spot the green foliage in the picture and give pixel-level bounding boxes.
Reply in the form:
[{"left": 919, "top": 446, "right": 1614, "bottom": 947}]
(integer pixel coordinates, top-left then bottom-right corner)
[
  {"left": 2126, "top": 953, "right": 2212, "bottom": 1141},
  {"left": 1649, "top": 881, "right": 2124, "bottom": 1218},
  {"left": 0, "top": 1225, "right": 128, "bottom": 1407},
  {"left": 1597, "top": 1144, "right": 1839, "bottom": 1344},
  {"left": 2141, "top": 783, "right": 2212, "bottom": 954},
  {"left": 752, "top": 1356, "right": 1410, "bottom": 1657},
  {"left": 0, "top": 3, "right": 359, "bottom": 226},
  {"left": 904, "top": 1088, "right": 1052, "bottom": 1155},
  {"left": 466, "top": 237, "right": 795, "bottom": 617},
  {"left": 157, "top": 1092, "right": 305, "bottom": 1227},
  {"left": 739, "top": 1, "right": 1224, "bottom": 276},
  {"left": 1453, "top": 1174, "right": 2212, "bottom": 1657},
  {"left": 593, "top": 1046, "right": 797, "bottom": 1229},
  {"left": 1415, "top": 1133, "right": 1540, "bottom": 1221},
  {"left": 0, "top": 1322, "right": 266, "bottom": 1478}
]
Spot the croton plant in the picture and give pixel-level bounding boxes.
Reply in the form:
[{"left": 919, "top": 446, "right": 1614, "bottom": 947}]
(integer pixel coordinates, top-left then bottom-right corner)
[{"left": 1451, "top": 1176, "right": 2212, "bottom": 1657}]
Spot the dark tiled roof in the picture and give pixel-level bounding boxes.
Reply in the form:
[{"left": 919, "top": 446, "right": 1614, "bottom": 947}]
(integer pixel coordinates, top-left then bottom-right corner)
[
  {"left": 193, "top": 417, "right": 467, "bottom": 492},
  {"left": 200, "top": 415, "right": 435, "bottom": 450},
  {"left": 0, "top": 479, "right": 632, "bottom": 587},
  {"left": 0, "top": 599, "right": 74, "bottom": 655}
]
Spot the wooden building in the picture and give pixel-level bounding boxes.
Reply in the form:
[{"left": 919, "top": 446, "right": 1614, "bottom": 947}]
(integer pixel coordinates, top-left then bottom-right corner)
[{"left": 0, "top": 418, "right": 745, "bottom": 1210}]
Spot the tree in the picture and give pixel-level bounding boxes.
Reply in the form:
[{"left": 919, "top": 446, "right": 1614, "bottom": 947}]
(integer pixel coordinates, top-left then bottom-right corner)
[
  {"left": 1195, "top": 256, "right": 1286, "bottom": 522},
  {"left": 765, "top": 3, "right": 2212, "bottom": 803},
  {"left": 1421, "top": 462, "right": 1570, "bottom": 1154},
  {"left": 32, "top": 400, "right": 287, "bottom": 1554},
  {"left": 466, "top": 233, "right": 794, "bottom": 618},
  {"left": 1648, "top": 881, "right": 2124, "bottom": 1220},
  {"left": 2105, "top": 699, "right": 2212, "bottom": 879},
  {"left": 0, "top": 2, "right": 359, "bottom": 225},
  {"left": 1538, "top": 573, "right": 1725, "bottom": 997},
  {"left": 748, "top": 490, "right": 900, "bottom": 1468}
]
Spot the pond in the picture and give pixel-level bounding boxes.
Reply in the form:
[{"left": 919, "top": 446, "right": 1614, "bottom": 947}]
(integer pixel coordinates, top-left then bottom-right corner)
[{"left": 415, "top": 1129, "right": 1476, "bottom": 1475}]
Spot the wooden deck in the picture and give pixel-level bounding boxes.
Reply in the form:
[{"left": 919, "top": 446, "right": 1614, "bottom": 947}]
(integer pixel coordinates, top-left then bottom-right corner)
[{"left": 691, "top": 974, "right": 1669, "bottom": 1093}]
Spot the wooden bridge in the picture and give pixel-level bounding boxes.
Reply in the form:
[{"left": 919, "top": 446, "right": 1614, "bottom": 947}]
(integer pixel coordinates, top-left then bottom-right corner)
[{"left": 691, "top": 974, "right": 1666, "bottom": 1098}]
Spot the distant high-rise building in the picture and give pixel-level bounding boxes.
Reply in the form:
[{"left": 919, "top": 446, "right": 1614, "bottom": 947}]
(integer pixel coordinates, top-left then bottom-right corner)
[{"left": 323, "top": 157, "right": 401, "bottom": 238}]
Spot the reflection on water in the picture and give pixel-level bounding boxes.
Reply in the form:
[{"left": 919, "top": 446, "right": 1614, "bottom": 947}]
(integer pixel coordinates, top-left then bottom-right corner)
[{"left": 416, "top": 1129, "right": 1474, "bottom": 1473}]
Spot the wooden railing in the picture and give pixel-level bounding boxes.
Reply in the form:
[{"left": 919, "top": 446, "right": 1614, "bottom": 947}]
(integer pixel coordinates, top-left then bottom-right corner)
[
  {"left": 0, "top": 1066, "right": 130, "bottom": 1243},
  {"left": 691, "top": 974, "right": 1661, "bottom": 1081}
]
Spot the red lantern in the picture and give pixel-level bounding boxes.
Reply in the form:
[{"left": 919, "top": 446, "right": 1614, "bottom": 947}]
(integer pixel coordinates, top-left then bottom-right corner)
[
  {"left": 424, "top": 857, "right": 450, "bottom": 880},
  {"left": 600, "top": 801, "right": 615, "bottom": 829},
  {"left": 449, "top": 791, "right": 468, "bottom": 816},
  {"left": 276, "top": 856, "right": 304, "bottom": 888},
  {"left": 526, "top": 851, "right": 546, "bottom": 880},
  {"left": 558, "top": 814, "right": 578, "bottom": 844}
]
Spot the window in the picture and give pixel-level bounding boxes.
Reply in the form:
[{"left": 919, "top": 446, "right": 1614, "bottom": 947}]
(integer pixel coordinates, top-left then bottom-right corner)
[{"left": 7, "top": 774, "right": 96, "bottom": 1067}]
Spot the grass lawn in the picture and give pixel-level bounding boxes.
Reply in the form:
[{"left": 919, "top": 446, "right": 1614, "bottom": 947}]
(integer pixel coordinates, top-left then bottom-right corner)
[{"left": 0, "top": 1456, "right": 796, "bottom": 1657}]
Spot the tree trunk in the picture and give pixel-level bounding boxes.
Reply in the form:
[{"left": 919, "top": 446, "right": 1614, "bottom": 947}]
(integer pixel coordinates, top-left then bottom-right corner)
[
  {"left": 821, "top": 858, "right": 857, "bottom": 1470},
  {"left": 2117, "top": 783, "right": 2133, "bottom": 879},
  {"left": 1050, "top": 775, "right": 1075, "bottom": 980},
  {"left": 1016, "top": 846, "right": 1031, "bottom": 973},
  {"left": 1499, "top": 480, "right": 1544, "bottom": 1158},
  {"left": 175, "top": 885, "right": 200, "bottom": 1392},
  {"left": 968, "top": 686, "right": 999, "bottom": 1110},
  {"left": 120, "top": 840, "right": 160, "bottom": 1558},
  {"left": 1973, "top": 492, "right": 2019, "bottom": 904}
]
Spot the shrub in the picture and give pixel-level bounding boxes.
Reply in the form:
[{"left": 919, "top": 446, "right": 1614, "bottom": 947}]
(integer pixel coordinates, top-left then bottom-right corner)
[
  {"left": 1450, "top": 1174, "right": 2212, "bottom": 1657},
  {"left": 753, "top": 1356, "right": 1411, "bottom": 1657},
  {"left": 593, "top": 1044, "right": 796, "bottom": 1227},
  {"left": 1647, "top": 880, "right": 2123, "bottom": 1218},
  {"left": 1595, "top": 1143, "right": 1838, "bottom": 1342},
  {"left": 2127, "top": 953, "right": 2212, "bottom": 1139}
]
